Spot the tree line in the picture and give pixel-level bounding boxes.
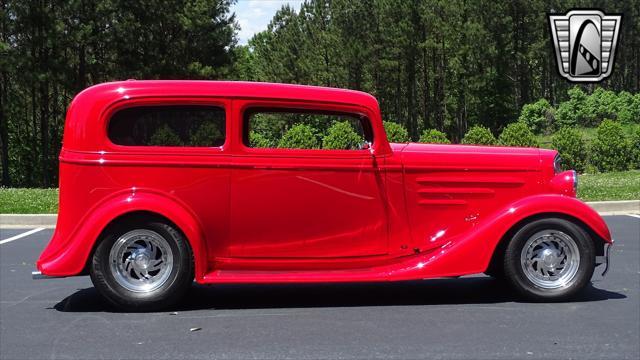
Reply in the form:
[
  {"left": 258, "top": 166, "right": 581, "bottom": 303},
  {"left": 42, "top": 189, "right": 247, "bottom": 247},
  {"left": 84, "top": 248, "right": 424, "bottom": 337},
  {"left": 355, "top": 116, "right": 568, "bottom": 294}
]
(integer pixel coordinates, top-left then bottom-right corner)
[
  {"left": 1, "top": 0, "right": 639, "bottom": 187},
  {"left": 1, "top": 0, "right": 237, "bottom": 187}
]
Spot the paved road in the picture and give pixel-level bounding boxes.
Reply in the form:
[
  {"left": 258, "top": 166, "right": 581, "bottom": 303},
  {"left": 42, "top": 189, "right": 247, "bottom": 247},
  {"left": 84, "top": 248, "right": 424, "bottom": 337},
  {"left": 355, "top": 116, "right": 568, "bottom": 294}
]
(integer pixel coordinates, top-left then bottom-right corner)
[{"left": 1, "top": 216, "right": 638, "bottom": 360}]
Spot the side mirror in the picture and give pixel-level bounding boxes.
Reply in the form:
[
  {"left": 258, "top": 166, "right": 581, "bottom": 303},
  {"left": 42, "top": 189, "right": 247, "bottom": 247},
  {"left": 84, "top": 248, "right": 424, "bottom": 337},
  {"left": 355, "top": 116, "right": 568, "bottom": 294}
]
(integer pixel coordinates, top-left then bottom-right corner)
[{"left": 359, "top": 141, "right": 374, "bottom": 154}]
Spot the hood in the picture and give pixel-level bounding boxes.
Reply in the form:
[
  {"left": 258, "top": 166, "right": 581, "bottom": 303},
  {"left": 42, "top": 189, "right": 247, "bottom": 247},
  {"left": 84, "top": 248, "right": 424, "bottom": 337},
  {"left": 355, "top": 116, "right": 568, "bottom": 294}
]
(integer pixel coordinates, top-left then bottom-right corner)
[{"left": 396, "top": 143, "right": 542, "bottom": 171}]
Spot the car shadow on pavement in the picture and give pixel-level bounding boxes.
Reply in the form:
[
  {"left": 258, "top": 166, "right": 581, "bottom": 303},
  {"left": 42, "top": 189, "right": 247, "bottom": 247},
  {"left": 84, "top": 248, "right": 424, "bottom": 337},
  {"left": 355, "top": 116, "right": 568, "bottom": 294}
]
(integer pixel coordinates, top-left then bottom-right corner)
[{"left": 53, "top": 277, "right": 626, "bottom": 313}]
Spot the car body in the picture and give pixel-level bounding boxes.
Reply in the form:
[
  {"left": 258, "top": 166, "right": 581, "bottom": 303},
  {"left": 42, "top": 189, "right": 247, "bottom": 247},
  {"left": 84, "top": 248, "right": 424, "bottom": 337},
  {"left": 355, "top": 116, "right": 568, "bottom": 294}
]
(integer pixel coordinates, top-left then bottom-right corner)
[{"left": 34, "top": 81, "right": 612, "bottom": 310}]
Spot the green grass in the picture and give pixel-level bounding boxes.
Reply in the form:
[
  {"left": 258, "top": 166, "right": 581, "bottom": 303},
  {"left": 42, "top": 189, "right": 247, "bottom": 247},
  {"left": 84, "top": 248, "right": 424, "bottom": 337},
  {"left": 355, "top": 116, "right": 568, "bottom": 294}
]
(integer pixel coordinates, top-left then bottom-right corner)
[
  {"left": 577, "top": 170, "right": 640, "bottom": 202},
  {"left": 0, "top": 188, "right": 59, "bottom": 213}
]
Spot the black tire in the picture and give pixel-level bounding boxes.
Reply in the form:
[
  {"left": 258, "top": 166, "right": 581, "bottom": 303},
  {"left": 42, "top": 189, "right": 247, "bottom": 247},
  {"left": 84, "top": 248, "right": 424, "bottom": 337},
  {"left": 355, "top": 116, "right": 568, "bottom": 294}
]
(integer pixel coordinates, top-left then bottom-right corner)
[
  {"left": 503, "top": 218, "right": 595, "bottom": 301},
  {"left": 90, "top": 220, "right": 194, "bottom": 311}
]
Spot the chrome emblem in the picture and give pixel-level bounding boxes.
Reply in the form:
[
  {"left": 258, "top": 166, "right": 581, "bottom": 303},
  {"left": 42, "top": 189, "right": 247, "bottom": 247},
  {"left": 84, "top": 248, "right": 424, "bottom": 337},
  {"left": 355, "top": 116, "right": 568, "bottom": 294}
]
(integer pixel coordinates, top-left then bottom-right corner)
[{"left": 549, "top": 9, "right": 621, "bottom": 82}]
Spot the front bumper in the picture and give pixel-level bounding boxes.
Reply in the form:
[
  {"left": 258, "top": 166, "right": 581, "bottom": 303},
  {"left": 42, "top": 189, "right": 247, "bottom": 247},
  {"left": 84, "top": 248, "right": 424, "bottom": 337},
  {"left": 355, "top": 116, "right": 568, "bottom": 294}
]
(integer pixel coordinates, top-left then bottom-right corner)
[{"left": 595, "top": 241, "right": 613, "bottom": 276}]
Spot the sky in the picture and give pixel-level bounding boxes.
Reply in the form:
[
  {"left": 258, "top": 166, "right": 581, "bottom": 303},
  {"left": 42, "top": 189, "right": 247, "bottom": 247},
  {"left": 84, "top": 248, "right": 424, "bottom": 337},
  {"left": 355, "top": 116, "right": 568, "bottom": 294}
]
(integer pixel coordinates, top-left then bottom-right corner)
[{"left": 232, "top": 0, "right": 304, "bottom": 45}]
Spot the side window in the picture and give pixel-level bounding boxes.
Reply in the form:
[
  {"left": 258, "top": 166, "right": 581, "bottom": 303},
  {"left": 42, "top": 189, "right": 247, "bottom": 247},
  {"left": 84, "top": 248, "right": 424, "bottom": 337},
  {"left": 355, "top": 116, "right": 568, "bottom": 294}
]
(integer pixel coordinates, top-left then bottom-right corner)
[
  {"left": 108, "top": 106, "right": 225, "bottom": 147},
  {"left": 245, "top": 109, "right": 372, "bottom": 150}
]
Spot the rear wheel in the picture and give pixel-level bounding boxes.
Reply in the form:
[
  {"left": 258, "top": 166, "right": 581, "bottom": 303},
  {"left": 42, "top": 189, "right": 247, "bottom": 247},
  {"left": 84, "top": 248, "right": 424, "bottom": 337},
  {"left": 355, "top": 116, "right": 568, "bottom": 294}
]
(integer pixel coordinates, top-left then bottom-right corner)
[
  {"left": 90, "top": 220, "right": 193, "bottom": 311},
  {"left": 503, "top": 218, "right": 595, "bottom": 301}
]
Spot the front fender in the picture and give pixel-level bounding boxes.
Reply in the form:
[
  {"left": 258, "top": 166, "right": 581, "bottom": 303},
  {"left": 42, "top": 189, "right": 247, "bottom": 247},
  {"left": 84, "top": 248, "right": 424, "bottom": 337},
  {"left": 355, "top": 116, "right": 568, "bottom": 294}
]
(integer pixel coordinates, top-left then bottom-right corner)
[
  {"left": 504, "top": 195, "right": 611, "bottom": 242},
  {"left": 387, "top": 194, "right": 611, "bottom": 280},
  {"left": 36, "top": 189, "right": 208, "bottom": 281}
]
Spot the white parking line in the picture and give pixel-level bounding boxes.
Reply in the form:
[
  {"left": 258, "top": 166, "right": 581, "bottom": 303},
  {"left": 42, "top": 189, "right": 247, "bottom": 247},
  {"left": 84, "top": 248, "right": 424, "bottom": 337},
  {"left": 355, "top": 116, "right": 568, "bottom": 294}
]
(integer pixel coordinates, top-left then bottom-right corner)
[
  {"left": 627, "top": 214, "right": 640, "bottom": 219},
  {"left": 0, "top": 228, "right": 45, "bottom": 245}
]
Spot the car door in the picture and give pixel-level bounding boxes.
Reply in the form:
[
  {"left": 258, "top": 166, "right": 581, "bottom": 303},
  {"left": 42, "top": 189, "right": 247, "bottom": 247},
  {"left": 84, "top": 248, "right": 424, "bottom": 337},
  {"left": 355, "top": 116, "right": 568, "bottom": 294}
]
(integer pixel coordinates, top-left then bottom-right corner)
[{"left": 229, "top": 100, "right": 388, "bottom": 259}]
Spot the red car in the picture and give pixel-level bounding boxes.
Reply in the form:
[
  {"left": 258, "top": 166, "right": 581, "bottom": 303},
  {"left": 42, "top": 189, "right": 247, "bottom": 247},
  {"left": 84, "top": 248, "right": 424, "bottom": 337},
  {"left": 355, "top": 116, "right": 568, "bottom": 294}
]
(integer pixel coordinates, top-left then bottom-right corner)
[{"left": 34, "top": 81, "right": 612, "bottom": 311}]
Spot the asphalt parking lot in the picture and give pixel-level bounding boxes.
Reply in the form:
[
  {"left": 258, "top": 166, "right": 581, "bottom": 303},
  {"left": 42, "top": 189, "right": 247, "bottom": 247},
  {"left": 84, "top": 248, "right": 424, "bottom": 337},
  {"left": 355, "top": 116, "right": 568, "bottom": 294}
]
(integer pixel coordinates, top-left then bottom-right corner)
[{"left": 0, "top": 216, "right": 638, "bottom": 360}]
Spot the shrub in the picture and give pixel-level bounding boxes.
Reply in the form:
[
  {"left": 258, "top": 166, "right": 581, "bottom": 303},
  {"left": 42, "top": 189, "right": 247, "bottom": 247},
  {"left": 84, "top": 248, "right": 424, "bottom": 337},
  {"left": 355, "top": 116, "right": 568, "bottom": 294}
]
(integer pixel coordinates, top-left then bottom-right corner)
[
  {"left": 149, "top": 124, "right": 182, "bottom": 146},
  {"left": 383, "top": 121, "right": 410, "bottom": 142},
  {"left": 551, "top": 127, "right": 588, "bottom": 173},
  {"left": 584, "top": 163, "right": 598, "bottom": 174},
  {"left": 461, "top": 125, "right": 497, "bottom": 145},
  {"left": 617, "top": 105, "right": 635, "bottom": 124},
  {"left": 634, "top": 94, "right": 640, "bottom": 124},
  {"left": 418, "top": 129, "right": 450, "bottom": 144},
  {"left": 322, "top": 121, "right": 364, "bottom": 150},
  {"left": 555, "top": 86, "right": 587, "bottom": 128},
  {"left": 618, "top": 93, "right": 640, "bottom": 124},
  {"left": 190, "top": 122, "right": 224, "bottom": 146},
  {"left": 498, "top": 122, "right": 539, "bottom": 147},
  {"left": 590, "top": 119, "right": 632, "bottom": 172},
  {"left": 614, "top": 91, "right": 634, "bottom": 123},
  {"left": 583, "top": 88, "right": 617, "bottom": 126},
  {"left": 631, "top": 127, "right": 640, "bottom": 169},
  {"left": 249, "top": 131, "right": 273, "bottom": 148},
  {"left": 555, "top": 102, "right": 576, "bottom": 129},
  {"left": 518, "top": 99, "right": 554, "bottom": 134},
  {"left": 277, "top": 124, "right": 319, "bottom": 149}
]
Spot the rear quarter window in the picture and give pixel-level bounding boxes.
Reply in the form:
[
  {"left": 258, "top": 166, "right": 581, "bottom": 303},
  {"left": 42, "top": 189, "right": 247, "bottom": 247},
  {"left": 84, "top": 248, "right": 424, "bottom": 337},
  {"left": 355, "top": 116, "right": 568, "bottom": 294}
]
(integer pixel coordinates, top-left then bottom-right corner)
[{"left": 108, "top": 106, "right": 225, "bottom": 147}]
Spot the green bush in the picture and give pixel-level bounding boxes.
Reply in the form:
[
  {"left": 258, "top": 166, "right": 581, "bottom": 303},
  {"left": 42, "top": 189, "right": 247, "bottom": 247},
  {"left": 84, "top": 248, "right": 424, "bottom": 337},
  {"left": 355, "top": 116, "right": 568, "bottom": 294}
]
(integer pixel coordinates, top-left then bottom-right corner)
[
  {"left": 322, "top": 121, "right": 364, "bottom": 150},
  {"left": 590, "top": 119, "right": 632, "bottom": 172},
  {"left": 617, "top": 93, "right": 640, "bottom": 124},
  {"left": 555, "top": 88, "right": 640, "bottom": 127},
  {"left": 277, "top": 124, "right": 319, "bottom": 149},
  {"left": 149, "top": 124, "right": 182, "bottom": 146},
  {"left": 555, "top": 102, "right": 576, "bottom": 129},
  {"left": 190, "top": 122, "right": 224, "bottom": 146},
  {"left": 555, "top": 86, "right": 588, "bottom": 129},
  {"left": 634, "top": 94, "right": 640, "bottom": 124},
  {"left": 383, "top": 121, "right": 410, "bottom": 142},
  {"left": 249, "top": 131, "right": 273, "bottom": 148},
  {"left": 583, "top": 88, "right": 617, "bottom": 126},
  {"left": 631, "top": 127, "right": 640, "bottom": 169},
  {"left": 518, "top": 99, "right": 554, "bottom": 134},
  {"left": 461, "top": 125, "right": 497, "bottom": 145},
  {"left": 614, "top": 91, "right": 634, "bottom": 123},
  {"left": 498, "top": 122, "right": 539, "bottom": 147},
  {"left": 551, "top": 127, "right": 588, "bottom": 173},
  {"left": 419, "top": 129, "right": 450, "bottom": 144}
]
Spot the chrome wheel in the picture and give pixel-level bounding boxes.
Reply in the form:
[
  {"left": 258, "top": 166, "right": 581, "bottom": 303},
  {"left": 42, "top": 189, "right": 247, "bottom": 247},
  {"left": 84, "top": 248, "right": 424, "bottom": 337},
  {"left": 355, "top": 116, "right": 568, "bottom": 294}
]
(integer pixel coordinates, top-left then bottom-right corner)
[
  {"left": 109, "top": 229, "right": 174, "bottom": 293},
  {"left": 520, "top": 230, "right": 580, "bottom": 289}
]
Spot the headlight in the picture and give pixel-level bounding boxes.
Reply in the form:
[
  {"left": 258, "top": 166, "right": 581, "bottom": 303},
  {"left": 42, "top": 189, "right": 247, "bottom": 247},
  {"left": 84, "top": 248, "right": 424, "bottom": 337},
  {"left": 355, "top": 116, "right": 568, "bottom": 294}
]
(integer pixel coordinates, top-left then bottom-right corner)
[
  {"left": 554, "top": 154, "right": 563, "bottom": 174},
  {"left": 550, "top": 170, "right": 577, "bottom": 197}
]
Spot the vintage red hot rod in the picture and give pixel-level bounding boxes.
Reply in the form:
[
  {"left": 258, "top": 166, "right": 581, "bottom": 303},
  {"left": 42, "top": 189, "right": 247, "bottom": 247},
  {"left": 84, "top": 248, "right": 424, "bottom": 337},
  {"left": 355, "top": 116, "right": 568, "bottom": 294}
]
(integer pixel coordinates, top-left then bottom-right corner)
[{"left": 34, "top": 81, "right": 612, "bottom": 311}]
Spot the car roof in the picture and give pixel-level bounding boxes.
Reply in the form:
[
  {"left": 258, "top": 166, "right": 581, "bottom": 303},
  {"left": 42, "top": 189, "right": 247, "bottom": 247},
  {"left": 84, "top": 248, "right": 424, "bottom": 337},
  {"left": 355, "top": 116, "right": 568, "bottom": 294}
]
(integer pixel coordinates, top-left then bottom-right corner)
[
  {"left": 74, "top": 80, "right": 379, "bottom": 108},
  {"left": 63, "top": 81, "right": 382, "bottom": 151}
]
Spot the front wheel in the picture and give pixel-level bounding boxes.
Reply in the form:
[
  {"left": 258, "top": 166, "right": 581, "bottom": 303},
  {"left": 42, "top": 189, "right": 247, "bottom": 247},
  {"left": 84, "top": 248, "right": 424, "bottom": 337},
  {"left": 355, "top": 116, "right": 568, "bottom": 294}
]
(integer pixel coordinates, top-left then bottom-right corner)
[
  {"left": 90, "top": 221, "right": 194, "bottom": 311},
  {"left": 503, "top": 218, "right": 595, "bottom": 301}
]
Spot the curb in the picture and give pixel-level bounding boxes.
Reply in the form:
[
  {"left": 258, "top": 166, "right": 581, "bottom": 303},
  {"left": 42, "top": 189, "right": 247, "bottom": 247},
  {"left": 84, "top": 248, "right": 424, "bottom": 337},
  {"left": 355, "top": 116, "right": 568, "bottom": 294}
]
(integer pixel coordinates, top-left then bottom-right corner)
[
  {"left": 1, "top": 200, "right": 638, "bottom": 228},
  {"left": 0, "top": 214, "right": 58, "bottom": 228},
  {"left": 586, "top": 200, "right": 640, "bottom": 215}
]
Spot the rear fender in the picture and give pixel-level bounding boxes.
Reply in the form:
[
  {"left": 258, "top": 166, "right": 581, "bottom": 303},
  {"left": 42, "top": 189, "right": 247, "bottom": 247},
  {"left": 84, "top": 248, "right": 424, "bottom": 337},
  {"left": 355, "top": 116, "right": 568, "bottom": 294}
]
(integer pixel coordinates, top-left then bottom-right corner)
[{"left": 37, "top": 189, "right": 207, "bottom": 281}]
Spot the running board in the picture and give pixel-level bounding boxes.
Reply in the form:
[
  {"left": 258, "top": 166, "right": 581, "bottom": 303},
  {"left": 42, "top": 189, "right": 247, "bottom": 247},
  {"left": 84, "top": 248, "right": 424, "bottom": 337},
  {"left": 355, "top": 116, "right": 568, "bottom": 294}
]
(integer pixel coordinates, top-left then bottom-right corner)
[
  {"left": 202, "top": 268, "right": 388, "bottom": 284},
  {"left": 200, "top": 255, "right": 474, "bottom": 284}
]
